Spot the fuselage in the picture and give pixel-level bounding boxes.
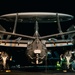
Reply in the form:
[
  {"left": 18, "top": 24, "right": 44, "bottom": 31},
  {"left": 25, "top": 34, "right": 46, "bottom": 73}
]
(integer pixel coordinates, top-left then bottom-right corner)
[
  {"left": 26, "top": 21, "right": 47, "bottom": 64},
  {"left": 27, "top": 38, "right": 47, "bottom": 64}
]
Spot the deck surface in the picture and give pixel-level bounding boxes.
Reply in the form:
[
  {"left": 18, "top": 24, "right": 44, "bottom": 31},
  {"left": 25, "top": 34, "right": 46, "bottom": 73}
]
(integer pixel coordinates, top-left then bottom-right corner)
[{"left": 0, "top": 70, "right": 75, "bottom": 75}]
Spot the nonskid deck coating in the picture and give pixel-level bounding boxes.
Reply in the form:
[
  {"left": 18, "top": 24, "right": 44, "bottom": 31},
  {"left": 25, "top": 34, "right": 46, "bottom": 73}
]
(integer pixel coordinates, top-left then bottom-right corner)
[{"left": 0, "top": 70, "right": 75, "bottom": 75}]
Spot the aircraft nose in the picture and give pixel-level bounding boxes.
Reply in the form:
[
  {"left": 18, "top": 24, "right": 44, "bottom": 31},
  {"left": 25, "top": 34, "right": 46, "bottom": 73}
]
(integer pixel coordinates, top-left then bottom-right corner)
[{"left": 34, "top": 49, "right": 41, "bottom": 54}]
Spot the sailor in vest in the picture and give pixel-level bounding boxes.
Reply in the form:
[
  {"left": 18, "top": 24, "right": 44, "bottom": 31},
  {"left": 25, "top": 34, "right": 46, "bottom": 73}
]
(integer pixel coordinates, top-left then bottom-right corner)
[
  {"left": 1, "top": 51, "right": 9, "bottom": 70},
  {"left": 64, "top": 50, "right": 72, "bottom": 69}
]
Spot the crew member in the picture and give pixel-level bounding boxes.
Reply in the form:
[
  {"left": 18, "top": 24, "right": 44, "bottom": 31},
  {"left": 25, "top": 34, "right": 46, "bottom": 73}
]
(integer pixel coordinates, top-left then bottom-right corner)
[{"left": 1, "top": 51, "right": 9, "bottom": 70}]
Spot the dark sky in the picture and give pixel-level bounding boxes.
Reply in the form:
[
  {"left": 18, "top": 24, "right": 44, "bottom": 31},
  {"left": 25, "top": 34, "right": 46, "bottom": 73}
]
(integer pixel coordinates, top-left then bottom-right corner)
[
  {"left": 0, "top": 0, "right": 75, "bottom": 36},
  {"left": 0, "top": 0, "right": 74, "bottom": 14}
]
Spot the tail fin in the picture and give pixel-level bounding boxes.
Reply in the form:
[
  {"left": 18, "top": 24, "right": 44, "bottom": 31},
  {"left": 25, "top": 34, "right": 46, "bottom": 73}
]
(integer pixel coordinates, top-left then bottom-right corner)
[
  {"left": 34, "top": 21, "right": 39, "bottom": 37},
  {"left": 35, "top": 21, "right": 39, "bottom": 34}
]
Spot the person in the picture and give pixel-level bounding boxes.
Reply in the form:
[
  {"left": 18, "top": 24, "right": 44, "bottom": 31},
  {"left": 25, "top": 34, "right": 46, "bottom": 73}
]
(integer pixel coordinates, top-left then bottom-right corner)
[
  {"left": 0, "top": 52, "right": 3, "bottom": 70},
  {"left": 60, "top": 54, "right": 67, "bottom": 71},
  {"left": 1, "top": 51, "right": 9, "bottom": 70},
  {"left": 64, "top": 50, "right": 72, "bottom": 69}
]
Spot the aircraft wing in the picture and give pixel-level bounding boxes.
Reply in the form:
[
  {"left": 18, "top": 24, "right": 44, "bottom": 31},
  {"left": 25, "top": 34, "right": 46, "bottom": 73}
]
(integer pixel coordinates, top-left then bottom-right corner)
[
  {"left": 45, "top": 39, "right": 73, "bottom": 47},
  {"left": 0, "top": 30, "right": 75, "bottom": 39},
  {"left": 40, "top": 30, "right": 75, "bottom": 39},
  {"left": 0, "top": 30, "right": 35, "bottom": 39},
  {"left": 0, "top": 40, "right": 33, "bottom": 47}
]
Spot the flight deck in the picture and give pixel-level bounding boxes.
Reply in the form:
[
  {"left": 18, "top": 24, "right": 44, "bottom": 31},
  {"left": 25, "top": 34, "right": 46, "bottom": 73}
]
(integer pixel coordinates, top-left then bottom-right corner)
[{"left": 0, "top": 69, "right": 75, "bottom": 75}]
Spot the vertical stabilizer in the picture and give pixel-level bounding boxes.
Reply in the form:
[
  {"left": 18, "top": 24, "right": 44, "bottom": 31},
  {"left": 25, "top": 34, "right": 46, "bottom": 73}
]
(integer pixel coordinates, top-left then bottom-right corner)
[
  {"left": 35, "top": 21, "right": 39, "bottom": 34},
  {"left": 34, "top": 21, "right": 39, "bottom": 37}
]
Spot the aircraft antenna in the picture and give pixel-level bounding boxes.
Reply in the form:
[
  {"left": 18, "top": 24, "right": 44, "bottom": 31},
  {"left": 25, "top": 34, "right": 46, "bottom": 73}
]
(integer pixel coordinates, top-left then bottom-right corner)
[
  {"left": 13, "top": 13, "right": 18, "bottom": 34},
  {"left": 56, "top": 13, "right": 65, "bottom": 39}
]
